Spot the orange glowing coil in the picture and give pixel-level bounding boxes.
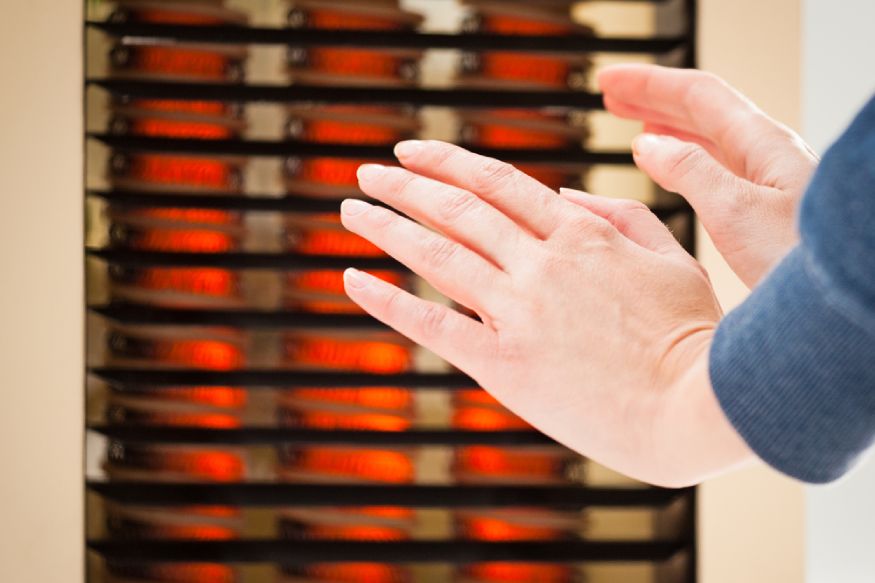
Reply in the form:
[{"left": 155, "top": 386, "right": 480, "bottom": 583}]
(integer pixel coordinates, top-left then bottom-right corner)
[
  {"left": 132, "top": 10, "right": 227, "bottom": 26},
  {"left": 286, "top": 337, "right": 411, "bottom": 373},
  {"left": 122, "top": 154, "right": 237, "bottom": 190},
  {"left": 151, "top": 386, "right": 247, "bottom": 409},
  {"left": 121, "top": 267, "right": 239, "bottom": 298},
  {"left": 113, "top": 518, "right": 238, "bottom": 540},
  {"left": 462, "top": 563, "right": 572, "bottom": 583},
  {"left": 114, "top": 226, "right": 236, "bottom": 253},
  {"left": 456, "top": 389, "right": 503, "bottom": 409},
  {"left": 132, "top": 99, "right": 229, "bottom": 117},
  {"left": 480, "top": 52, "right": 571, "bottom": 88},
  {"left": 116, "top": 408, "right": 242, "bottom": 429},
  {"left": 307, "top": 48, "right": 404, "bottom": 79},
  {"left": 129, "top": 338, "right": 244, "bottom": 370},
  {"left": 294, "top": 523, "right": 408, "bottom": 541},
  {"left": 127, "top": 117, "right": 234, "bottom": 139},
  {"left": 109, "top": 562, "right": 235, "bottom": 583},
  {"left": 283, "top": 447, "right": 413, "bottom": 483},
  {"left": 294, "top": 157, "right": 379, "bottom": 187},
  {"left": 123, "top": 46, "right": 232, "bottom": 80},
  {"left": 456, "top": 446, "right": 565, "bottom": 479},
  {"left": 290, "top": 214, "right": 385, "bottom": 257},
  {"left": 286, "top": 270, "right": 405, "bottom": 314},
  {"left": 465, "top": 111, "right": 574, "bottom": 149},
  {"left": 302, "top": 118, "right": 404, "bottom": 145},
  {"left": 290, "top": 270, "right": 403, "bottom": 295},
  {"left": 458, "top": 516, "right": 564, "bottom": 541},
  {"left": 283, "top": 408, "right": 410, "bottom": 432},
  {"left": 285, "top": 387, "right": 411, "bottom": 411},
  {"left": 453, "top": 407, "right": 530, "bottom": 431},
  {"left": 288, "top": 563, "right": 407, "bottom": 583},
  {"left": 478, "top": 14, "right": 575, "bottom": 36},
  {"left": 125, "top": 208, "right": 239, "bottom": 227},
  {"left": 112, "top": 445, "right": 245, "bottom": 482},
  {"left": 306, "top": 9, "right": 411, "bottom": 31}
]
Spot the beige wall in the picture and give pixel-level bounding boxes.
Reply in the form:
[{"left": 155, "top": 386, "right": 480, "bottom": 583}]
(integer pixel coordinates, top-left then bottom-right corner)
[
  {"left": 0, "top": 1, "right": 84, "bottom": 580},
  {"left": 696, "top": 1, "right": 806, "bottom": 582}
]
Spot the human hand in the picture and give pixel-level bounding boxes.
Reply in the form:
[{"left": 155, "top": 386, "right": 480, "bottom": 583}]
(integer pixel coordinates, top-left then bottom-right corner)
[
  {"left": 598, "top": 64, "right": 819, "bottom": 288},
  {"left": 340, "top": 141, "right": 751, "bottom": 487}
]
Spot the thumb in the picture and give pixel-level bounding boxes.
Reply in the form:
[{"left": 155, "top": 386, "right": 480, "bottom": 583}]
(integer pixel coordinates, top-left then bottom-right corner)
[{"left": 632, "top": 133, "right": 755, "bottom": 223}]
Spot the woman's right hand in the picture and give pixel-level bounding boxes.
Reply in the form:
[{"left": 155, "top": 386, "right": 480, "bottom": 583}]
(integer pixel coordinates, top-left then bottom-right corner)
[{"left": 598, "top": 64, "right": 819, "bottom": 288}]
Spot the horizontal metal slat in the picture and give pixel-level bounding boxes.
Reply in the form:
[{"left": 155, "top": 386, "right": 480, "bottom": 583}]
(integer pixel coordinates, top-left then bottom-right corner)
[
  {"left": 90, "top": 368, "right": 474, "bottom": 388},
  {"left": 89, "top": 425, "right": 552, "bottom": 446},
  {"left": 88, "top": 188, "right": 693, "bottom": 223},
  {"left": 91, "top": 304, "right": 387, "bottom": 329},
  {"left": 88, "top": 539, "right": 687, "bottom": 564},
  {"left": 90, "top": 134, "right": 632, "bottom": 166},
  {"left": 89, "top": 80, "right": 606, "bottom": 109},
  {"left": 88, "top": 481, "right": 689, "bottom": 508},
  {"left": 88, "top": 22, "right": 688, "bottom": 55},
  {"left": 87, "top": 248, "right": 402, "bottom": 270}
]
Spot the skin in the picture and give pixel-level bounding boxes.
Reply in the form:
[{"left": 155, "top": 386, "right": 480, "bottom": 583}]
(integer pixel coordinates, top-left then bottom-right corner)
[{"left": 338, "top": 64, "right": 816, "bottom": 487}]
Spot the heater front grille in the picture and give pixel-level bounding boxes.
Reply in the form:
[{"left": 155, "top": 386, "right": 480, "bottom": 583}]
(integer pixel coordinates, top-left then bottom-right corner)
[{"left": 85, "top": 1, "right": 697, "bottom": 581}]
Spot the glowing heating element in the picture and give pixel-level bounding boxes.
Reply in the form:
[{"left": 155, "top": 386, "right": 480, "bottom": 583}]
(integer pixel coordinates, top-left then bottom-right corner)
[
  {"left": 107, "top": 562, "right": 236, "bottom": 583},
  {"left": 454, "top": 446, "right": 569, "bottom": 482},
  {"left": 114, "top": 154, "right": 240, "bottom": 191},
  {"left": 288, "top": 214, "right": 386, "bottom": 257},
  {"left": 108, "top": 442, "right": 245, "bottom": 482},
  {"left": 280, "top": 447, "right": 414, "bottom": 483},
  {"left": 295, "top": 114, "right": 410, "bottom": 145},
  {"left": 285, "top": 336, "right": 412, "bottom": 373},
  {"left": 283, "top": 387, "right": 412, "bottom": 412},
  {"left": 287, "top": 270, "right": 406, "bottom": 314},
  {"left": 282, "top": 562, "right": 408, "bottom": 583},
  {"left": 109, "top": 405, "right": 242, "bottom": 429},
  {"left": 107, "top": 515, "right": 239, "bottom": 540},
  {"left": 130, "top": 99, "right": 230, "bottom": 117},
  {"left": 463, "top": 111, "right": 576, "bottom": 149},
  {"left": 108, "top": 331, "right": 245, "bottom": 370},
  {"left": 123, "top": 117, "right": 234, "bottom": 139},
  {"left": 291, "top": 157, "right": 382, "bottom": 188},
  {"left": 461, "top": 563, "right": 573, "bottom": 583},
  {"left": 110, "top": 225, "right": 237, "bottom": 253},
  {"left": 453, "top": 407, "right": 531, "bottom": 431},
  {"left": 111, "top": 267, "right": 241, "bottom": 301},
  {"left": 115, "top": 45, "right": 235, "bottom": 80},
  {"left": 123, "top": 386, "right": 247, "bottom": 409},
  {"left": 281, "top": 407, "right": 411, "bottom": 431}
]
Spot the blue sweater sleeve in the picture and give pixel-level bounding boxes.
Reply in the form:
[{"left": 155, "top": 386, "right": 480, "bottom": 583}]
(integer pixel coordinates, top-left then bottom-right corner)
[{"left": 709, "top": 95, "right": 875, "bottom": 484}]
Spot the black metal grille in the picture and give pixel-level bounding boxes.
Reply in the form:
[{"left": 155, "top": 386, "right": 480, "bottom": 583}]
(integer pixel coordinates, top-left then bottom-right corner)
[{"left": 85, "top": 1, "right": 698, "bottom": 581}]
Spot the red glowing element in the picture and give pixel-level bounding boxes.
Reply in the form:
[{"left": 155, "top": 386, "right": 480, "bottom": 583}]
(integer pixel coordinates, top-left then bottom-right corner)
[
  {"left": 453, "top": 407, "right": 530, "bottom": 431},
  {"left": 124, "top": 155, "right": 234, "bottom": 189},
  {"left": 287, "top": 337, "right": 411, "bottom": 373},
  {"left": 468, "top": 113, "right": 572, "bottom": 149},
  {"left": 300, "top": 563, "right": 405, "bottom": 583},
  {"left": 456, "top": 389, "right": 503, "bottom": 408},
  {"left": 126, "top": 46, "right": 231, "bottom": 80},
  {"left": 129, "top": 208, "right": 238, "bottom": 226},
  {"left": 159, "top": 386, "right": 247, "bottom": 409},
  {"left": 144, "top": 523, "right": 238, "bottom": 540},
  {"left": 140, "top": 411, "right": 241, "bottom": 429},
  {"left": 129, "top": 118, "right": 233, "bottom": 139},
  {"left": 130, "top": 563, "right": 235, "bottom": 583},
  {"left": 460, "top": 516, "right": 563, "bottom": 541},
  {"left": 480, "top": 52, "right": 571, "bottom": 88},
  {"left": 132, "top": 268, "right": 238, "bottom": 298},
  {"left": 303, "top": 118, "right": 403, "bottom": 145},
  {"left": 464, "top": 563, "right": 571, "bottom": 583},
  {"left": 456, "top": 446, "right": 563, "bottom": 478},
  {"left": 308, "top": 10, "right": 409, "bottom": 31},
  {"left": 287, "top": 270, "right": 404, "bottom": 314},
  {"left": 295, "top": 157, "right": 377, "bottom": 187},
  {"left": 288, "top": 448, "right": 413, "bottom": 483},
  {"left": 153, "top": 339, "right": 244, "bottom": 370},
  {"left": 160, "top": 450, "right": 244, "bottom": 482},
  {"left": 125, "top": 228, "right": 236, "bottom": 253},
  {"left": 134, "top": 10, "right": 227, "bottom": 26},
  {"left": 308, "top": 48, "right": 402, "bottom": 79},
  {"left": 480, "top": 15, "right": 574, "bottom": 36},
  {"left": 293, "top": 215, "right": 385, "bottom": 256},
  {"left": 132, "top": 99, "right": 228, "bottom": 117},
  {"left": 291, "top": 410, "right": 410, "bottom": 432},
  {"left": 286, "top": 387, "right": 411, "bottom": 411},
  {"left": 304, "top": 524, "right": 408, "bottom": 541}
]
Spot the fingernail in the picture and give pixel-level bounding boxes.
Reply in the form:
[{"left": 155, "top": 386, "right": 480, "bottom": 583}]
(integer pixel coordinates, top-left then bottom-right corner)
[
  {"left": 341, "top": 198, "right": 371, "bottom": 216},
  {"left": 394, "top": 140, "right": 423, "bottom": 159},
  {"left": 343, "top": 268, "right": 370, "bottom": 290},
  {"left": 559, "top": 187, "right": 590, "bottom": 199},
  {"left": 633, "top": 134, "right": 664, "bottom": 157},
  {"left": 357, "top": 164, "right": 385, "bottom": 182}
]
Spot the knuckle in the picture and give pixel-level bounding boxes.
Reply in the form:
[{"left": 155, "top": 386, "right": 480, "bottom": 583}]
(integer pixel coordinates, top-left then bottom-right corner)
[
  {"left": 665, "top": 145, "right": 704, "bottom": 182},
  {"left": 424, "top": 234, "right": 460, "bottom": 269},
  {"left": 565, "top": 211, "right": 615, "bottom": 240},
  {"left": 439, "top": 188, "right": 479, "bottom": 222},
  {"left": 615, "top": 199, "right": 650, "bottom": 215},
  {"left": 366, "top": 204, "right": 398, "bottom": 228},
  {"left": 427, "top": 141, "right": 457, "bottom": 168},
  {"left": 417, "top": 303, "right": 447, "bottom": 338},
  {"left": 472, "top": 157, "right": 517, "bottom": 192}
]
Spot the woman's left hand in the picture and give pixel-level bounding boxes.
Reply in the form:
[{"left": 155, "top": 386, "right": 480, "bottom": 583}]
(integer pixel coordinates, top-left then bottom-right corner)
[{"left": 341, "top": 140, "right": 751, "bottom": 486}]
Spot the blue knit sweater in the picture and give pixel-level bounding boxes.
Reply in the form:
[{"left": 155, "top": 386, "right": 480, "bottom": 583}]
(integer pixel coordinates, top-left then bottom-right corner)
[{"left": 710, "top": 95, "right": 875, "bottom": 483}]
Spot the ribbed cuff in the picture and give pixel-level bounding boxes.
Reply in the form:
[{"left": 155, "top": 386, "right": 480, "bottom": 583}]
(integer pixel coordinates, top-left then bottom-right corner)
[{"left": 710, "top": 246, "right": 875, "bottom": 484}]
